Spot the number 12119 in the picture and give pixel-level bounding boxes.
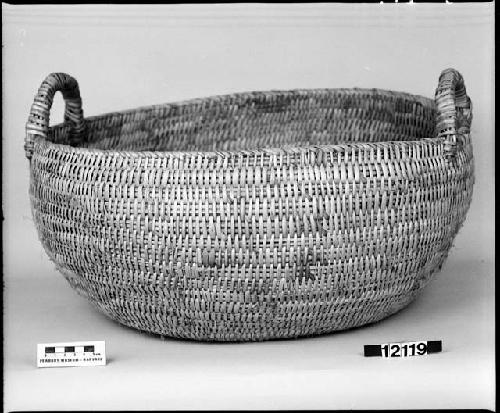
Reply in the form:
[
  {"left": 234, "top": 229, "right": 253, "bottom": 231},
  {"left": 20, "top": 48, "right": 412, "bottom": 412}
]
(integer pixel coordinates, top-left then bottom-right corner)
[{"left": 381, "top": 341, "right": 428, "bottom": 357}]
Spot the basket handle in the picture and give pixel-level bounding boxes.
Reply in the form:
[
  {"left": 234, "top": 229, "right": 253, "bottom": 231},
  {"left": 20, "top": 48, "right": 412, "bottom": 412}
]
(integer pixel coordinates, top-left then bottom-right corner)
[
  {"left": 25, "top": 73, "right": 85, "bottom": 160},
  {"left": 434, "top": 68, "right": 473, "bottom": 160}
]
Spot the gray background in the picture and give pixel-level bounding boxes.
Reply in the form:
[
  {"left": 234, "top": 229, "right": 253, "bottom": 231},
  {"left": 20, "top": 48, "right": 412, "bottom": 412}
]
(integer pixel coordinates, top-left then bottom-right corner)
[{"left": 3, "top": 3, "right": 494, "bottom": 411}]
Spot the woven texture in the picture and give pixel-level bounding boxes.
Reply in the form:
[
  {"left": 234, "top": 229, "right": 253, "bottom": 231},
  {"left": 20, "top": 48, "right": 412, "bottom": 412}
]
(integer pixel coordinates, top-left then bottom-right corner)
[{"left": 26, "top": 68, "right": 474, "bottom": 341}]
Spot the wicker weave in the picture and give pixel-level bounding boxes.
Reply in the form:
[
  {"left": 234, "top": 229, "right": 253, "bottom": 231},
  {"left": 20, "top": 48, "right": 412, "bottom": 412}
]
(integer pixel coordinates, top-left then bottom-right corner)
[{"left": 25, "top": 69, "right": 474, "bottom": 341}]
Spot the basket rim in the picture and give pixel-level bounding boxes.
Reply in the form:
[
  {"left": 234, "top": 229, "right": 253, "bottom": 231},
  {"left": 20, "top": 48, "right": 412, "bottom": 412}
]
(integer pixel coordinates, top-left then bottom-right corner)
[
  {"left": 34, "top": 136, "right": 452, "bottom": 161},
  {"left": 40, "top": 86, "right": 440, "bottom": 159}
]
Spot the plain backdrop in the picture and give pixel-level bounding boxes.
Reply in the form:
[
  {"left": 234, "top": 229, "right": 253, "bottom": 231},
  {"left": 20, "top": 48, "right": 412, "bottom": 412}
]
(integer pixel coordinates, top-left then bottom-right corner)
[{"left": 3, "top": 3, "right": 495, "bottom": 411}]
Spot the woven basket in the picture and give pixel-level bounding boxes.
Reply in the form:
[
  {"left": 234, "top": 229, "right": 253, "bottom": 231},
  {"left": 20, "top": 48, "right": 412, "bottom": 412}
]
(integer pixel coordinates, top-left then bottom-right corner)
[{"left": 25, "top": 69, "right": 474, "bottom": 341}]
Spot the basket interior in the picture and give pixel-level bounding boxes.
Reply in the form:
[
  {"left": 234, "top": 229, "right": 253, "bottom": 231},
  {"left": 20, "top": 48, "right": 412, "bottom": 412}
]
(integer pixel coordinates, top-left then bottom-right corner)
[{"left": 50, "top": 89, "right": 437, "bottom": 153}]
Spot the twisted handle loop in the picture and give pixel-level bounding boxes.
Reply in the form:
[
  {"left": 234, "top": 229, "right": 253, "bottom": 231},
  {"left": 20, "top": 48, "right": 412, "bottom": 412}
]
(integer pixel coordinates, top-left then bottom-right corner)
[
  {"left": 435, "top": 68, "right": 473, "bottom": 161},
  {"left": 25, "top": 73, "right": 85, "bottom": 160}
]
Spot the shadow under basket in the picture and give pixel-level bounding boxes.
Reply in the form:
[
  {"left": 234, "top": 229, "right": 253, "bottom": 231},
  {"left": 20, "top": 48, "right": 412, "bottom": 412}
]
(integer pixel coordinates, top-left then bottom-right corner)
[{"left": 25, "top": 68, "right": 474, "bottom": 341}]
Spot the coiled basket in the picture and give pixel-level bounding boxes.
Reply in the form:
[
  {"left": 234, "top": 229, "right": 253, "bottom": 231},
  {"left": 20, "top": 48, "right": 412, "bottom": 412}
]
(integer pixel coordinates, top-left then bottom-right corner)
[{"left": 26, "top": 69, "right": 474, "bottom": 341}]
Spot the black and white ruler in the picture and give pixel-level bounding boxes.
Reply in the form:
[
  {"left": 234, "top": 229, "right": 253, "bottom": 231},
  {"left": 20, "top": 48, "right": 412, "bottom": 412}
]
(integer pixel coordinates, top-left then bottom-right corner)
[{"left": 37, "top": 341, "right": 106, "bottom": 368}]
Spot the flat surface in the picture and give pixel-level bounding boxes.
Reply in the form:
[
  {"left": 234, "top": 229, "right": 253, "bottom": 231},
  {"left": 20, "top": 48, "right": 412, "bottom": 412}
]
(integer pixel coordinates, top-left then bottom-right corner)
[{"left": 3, "top": 3, "right": 494, "bottom": 411}]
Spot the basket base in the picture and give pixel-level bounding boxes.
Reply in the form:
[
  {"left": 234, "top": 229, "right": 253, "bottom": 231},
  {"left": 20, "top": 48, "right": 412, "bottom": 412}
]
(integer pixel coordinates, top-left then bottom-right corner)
[{"left": 63, "top": 271, "right": 423, "bottom": 342}]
